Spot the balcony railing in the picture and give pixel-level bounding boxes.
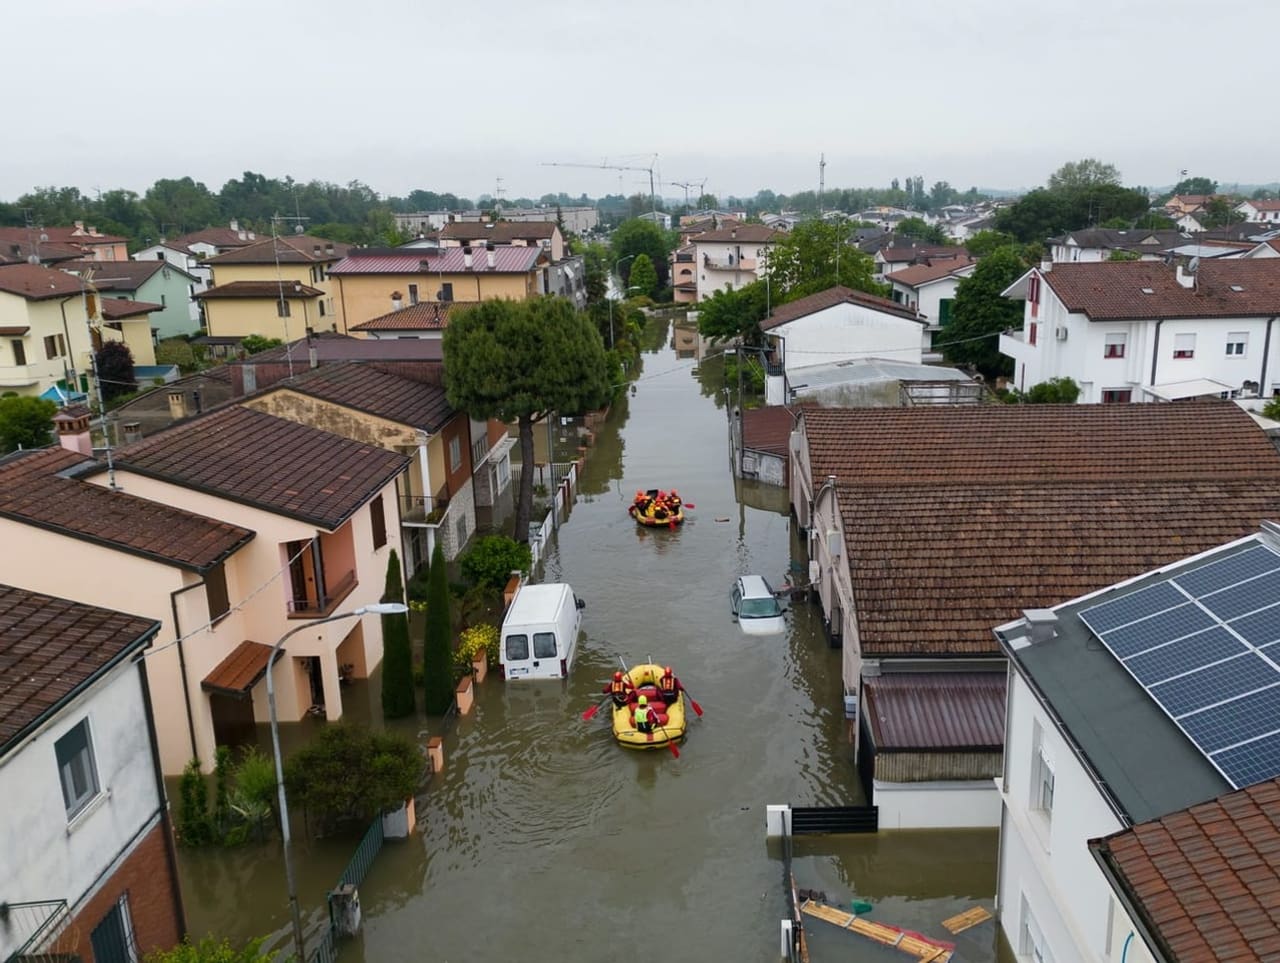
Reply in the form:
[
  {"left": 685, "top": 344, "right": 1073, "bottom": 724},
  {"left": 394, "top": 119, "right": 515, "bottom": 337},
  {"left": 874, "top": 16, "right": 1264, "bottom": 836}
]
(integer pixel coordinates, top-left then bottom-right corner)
[
  {"left": 401, "top": 495, "right": 449, "bottom": 526},
  {"left": 0, "top": 364, "right": 41, "bottom": 388},
  {"left": 287, "top": 569, "right": 357, "bottom": 619},
  {"left": 702, "top": 256, "right": 757, "bottom": 271},
  {"left": 1, "top": 899, "right": 74, "bottom": 960}
]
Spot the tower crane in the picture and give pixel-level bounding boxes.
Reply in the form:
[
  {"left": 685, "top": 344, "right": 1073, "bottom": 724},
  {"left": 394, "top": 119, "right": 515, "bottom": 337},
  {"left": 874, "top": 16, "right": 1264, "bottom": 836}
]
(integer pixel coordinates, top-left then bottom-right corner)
[
  {"left": 671, "top": 178, "right": 707, "bottom": 211},
  {"left": 541, "top": 156, "right": 659, "bottom": 214}
]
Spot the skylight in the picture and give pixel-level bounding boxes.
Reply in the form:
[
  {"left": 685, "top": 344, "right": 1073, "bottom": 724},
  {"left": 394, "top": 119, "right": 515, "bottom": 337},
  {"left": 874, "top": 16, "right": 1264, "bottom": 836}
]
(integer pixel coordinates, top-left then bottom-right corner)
[
  {"left": 1230, "top": 284, "right": 1245, "bottom": 292},
  {"left": 1141, "top": 287, "right": 1155, "bottom": 294}
]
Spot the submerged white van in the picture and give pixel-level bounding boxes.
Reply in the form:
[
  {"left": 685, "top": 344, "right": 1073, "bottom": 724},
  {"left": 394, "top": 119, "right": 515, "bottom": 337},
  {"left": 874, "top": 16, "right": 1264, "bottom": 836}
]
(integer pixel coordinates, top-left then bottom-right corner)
[{"left": 499, "top": 582, "right": 585, "bottom": 680}]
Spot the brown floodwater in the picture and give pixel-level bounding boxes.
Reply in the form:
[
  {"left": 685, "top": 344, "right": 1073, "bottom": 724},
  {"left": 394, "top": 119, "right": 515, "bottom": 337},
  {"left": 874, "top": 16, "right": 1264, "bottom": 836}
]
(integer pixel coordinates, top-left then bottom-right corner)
[{"left": 176, "top": 318, "right": 1004, "bottom": 961}]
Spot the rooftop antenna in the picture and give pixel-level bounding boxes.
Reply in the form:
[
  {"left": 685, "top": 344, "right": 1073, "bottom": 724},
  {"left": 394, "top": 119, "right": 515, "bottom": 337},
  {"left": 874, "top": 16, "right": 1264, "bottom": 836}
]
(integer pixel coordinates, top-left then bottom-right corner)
[
  {"left": 818, "top": 153, "right": 826, "bottom": 217},
  {"left": 271, "top": 213, "right": 309, "bottom": 378},
  {"left": 80, "top": 269, "right": 117, "bottom": 490}
]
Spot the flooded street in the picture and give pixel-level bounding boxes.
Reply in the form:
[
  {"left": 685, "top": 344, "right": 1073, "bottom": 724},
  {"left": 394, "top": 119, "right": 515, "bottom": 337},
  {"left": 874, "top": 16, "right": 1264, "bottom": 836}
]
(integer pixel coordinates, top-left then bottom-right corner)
[{"left": 179, "top": 317, "right": 1001, "bottom": 961}]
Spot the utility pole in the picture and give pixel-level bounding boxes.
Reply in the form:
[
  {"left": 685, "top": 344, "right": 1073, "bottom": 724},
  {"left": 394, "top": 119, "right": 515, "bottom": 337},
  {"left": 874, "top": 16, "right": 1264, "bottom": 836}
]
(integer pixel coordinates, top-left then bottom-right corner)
[
  {"left": 270, "top": 214, "right": 309, "bottom": 378},
  {"left": 818, "top": 154, "right": 826, "bottom": 218}
]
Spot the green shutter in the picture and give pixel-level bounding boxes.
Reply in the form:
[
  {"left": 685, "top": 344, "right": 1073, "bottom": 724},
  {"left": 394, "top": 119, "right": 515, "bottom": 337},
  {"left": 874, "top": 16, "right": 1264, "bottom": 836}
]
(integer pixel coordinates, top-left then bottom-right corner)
[{"left": 939, "top": 298, "right": 953, "bottom": 326}]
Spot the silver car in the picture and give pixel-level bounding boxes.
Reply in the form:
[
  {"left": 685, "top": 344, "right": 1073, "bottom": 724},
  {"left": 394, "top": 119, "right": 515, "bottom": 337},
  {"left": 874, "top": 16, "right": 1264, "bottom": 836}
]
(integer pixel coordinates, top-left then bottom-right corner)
[{"left": 730, "top": 575, "right": 786, "bottom": 635}]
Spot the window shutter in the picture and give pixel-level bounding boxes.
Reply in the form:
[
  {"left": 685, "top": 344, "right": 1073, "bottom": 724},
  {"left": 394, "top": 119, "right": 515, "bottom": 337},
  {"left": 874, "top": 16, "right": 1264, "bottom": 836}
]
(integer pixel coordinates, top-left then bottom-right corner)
[{"left": 370, "top": 494, "right": 387, "bottom": 550}]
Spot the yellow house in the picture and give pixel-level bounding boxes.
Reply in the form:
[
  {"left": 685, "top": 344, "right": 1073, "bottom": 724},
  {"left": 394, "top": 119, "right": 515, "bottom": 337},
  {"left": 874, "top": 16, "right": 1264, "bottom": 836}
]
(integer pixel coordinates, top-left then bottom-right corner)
[
  {"left": 199, "top": 235, "right": 350, "bottom": 340},
  {"left": 327, "top": 244, "right": 545, "bottom": 328}
]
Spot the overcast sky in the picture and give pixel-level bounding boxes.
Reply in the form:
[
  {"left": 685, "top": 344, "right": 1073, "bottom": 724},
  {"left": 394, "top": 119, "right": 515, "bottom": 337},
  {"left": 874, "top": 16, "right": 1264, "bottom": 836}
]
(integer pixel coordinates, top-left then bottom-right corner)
[{"left": 7, "top": 0, "right": 1278, "bottom": 204}]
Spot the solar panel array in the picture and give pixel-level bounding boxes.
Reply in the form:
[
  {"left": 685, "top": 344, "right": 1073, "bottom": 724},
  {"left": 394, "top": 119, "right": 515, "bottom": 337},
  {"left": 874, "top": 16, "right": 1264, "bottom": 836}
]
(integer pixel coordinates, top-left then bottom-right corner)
[{"left": 1079, "top": 543, "right": 1280, "bottom": 789}]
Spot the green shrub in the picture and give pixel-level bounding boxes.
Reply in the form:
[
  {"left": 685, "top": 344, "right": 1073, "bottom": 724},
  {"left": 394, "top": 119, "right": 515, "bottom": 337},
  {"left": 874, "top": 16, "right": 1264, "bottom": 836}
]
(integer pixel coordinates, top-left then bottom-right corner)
[
  {"left": 284, "top": 724, "right": 420, "bottom": 832},
  {"left": 178, "top": 759, "right": 213, "bottom": 846},
  {"left": 145, "top": 935, "right": 276, "bottom": 962},
  {"left": 459, "top": 535, "right": 532, "bottom": 589},
  {"left": 1263, "top": 397, "right": 1280, "bottom": 422}
]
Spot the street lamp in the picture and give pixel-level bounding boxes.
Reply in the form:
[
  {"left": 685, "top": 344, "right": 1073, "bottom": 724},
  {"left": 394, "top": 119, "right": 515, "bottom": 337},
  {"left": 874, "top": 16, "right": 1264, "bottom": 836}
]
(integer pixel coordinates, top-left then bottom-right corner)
[
  {"left": 267, "top": 601, "right": 409, "bottom": 963},
  {"left": 609, "top": 254, "right": 639, "bottom": 349}
]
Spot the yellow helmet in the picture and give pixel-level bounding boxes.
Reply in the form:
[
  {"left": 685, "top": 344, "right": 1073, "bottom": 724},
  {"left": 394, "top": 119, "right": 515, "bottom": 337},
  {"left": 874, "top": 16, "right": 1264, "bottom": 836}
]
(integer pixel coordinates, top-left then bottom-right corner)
[{"left": 637, "top": 695, "right": 648, "bottom": 706}]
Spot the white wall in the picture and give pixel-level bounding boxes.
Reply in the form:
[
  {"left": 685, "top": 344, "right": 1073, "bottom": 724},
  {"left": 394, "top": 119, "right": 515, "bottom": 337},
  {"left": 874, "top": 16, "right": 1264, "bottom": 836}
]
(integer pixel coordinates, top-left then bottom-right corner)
[
  {"left": 771, "top": 301, "right": 925, "bottom": 372},
  {"left": 998, "top": 669, "right": 1128, "bottom": 963},
  {"left": 874, "top": 779, "right": 1000, "bottom": 829},
  {"left": 0, "top": 658, "right": 159, "bottom": 957},
  {"left": 694, "top": 239, "right": 772, "bottom": 299}
]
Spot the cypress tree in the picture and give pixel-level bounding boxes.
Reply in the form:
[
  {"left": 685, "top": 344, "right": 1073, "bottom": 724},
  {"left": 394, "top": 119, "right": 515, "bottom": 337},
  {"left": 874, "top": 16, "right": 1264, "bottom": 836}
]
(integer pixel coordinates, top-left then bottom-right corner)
[
  {"left": 380, "top": 549, "right": 415, "bottom": 718},
  {"left": 422, "top": 541, "right": 454, "bottom": 714}
]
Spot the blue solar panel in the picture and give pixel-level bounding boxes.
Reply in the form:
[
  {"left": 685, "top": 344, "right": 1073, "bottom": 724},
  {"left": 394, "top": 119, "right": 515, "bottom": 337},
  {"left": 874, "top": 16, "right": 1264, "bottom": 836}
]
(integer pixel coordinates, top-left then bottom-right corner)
[
  {"left": 1213, "top": 733, "right": 1280, "bottom": 789},
  {"left": 1101, "top": 604, "right": 1216, "bottom": 659},
  {"left": 1200, "top": 569, "right": 1280, "bottom": 621},
  {"left": 1149, "top": 653, "right": 1273, "bottom": 717},
  {"left": 1180, "top": 684, "right": 1280, "bottom": 752},
  {"left": 1228, "top": 604, "right": 1280, "bottom": 648},
  {"left": 1078, "top": 581, "right": 1186, "bottom": 635},
  {"left": 1124, "top": 626, "right": 1247, "bottom": 686},
  {"left": 1172, "top": 545, "right": 1280, "bottom": 597}
]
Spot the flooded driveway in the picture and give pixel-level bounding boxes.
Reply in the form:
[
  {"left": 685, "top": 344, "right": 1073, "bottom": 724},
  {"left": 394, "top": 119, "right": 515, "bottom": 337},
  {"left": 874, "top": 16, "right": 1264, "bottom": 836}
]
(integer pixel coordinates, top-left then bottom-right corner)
[{"left": 179, "top": 318, "right": 1001, "bottom": 961}]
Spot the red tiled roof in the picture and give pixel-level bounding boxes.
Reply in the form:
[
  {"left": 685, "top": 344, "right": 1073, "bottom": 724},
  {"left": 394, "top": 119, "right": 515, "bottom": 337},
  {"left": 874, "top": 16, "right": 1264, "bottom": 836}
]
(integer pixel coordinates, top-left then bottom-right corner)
[
  {"left": 885, "top": 257, "right": 975, "bottom": 288},
  {"left": 111, "top": 405, "right": 408, "bottom": 530},
  {"left": 201, "top": 640, "right": 280, "bottom": 696},
  {"left": 740, "top": 405, "right": 795, "bottom": 457},
  {"left": 842, "top": 481, "right": 1280, "bottom": 656},
  {"left": 0, "top": 447, "right": 254, "bottom": 572},
  {"left": 39, "top": 226, "right": 128, "bottom": 245},
  {"left": 62, "top": 259, "right": 171, "bottom": 289},
  {"left": 761, "top": 285, "right": 921, "bottom": 330},
  {"left": 234, "top": 333, "right": 443, "bottom": 365},
  {"left": 101, "top": 298, "right": 163, "bottom": 320},
  {"left": 272, "top": 362, "right": 453, "bottom": 431},
  {"left": 1038, "top": 259, "right": 1280, "bottom": 319},
  {"left": 350, "top": 301, "right": 453, "bottom": 331},
  {"left": 168, "top": 226, "right": 259, "bottom": 250},
  {"left": 0, "top": 229, "right": 85, "bottom": 265},
  {"left": 877, "top": 245, "right": 962, "bottom": 263},
  {"left": 0, "top": 584, "right": 159, "bottom": 750},
  {"left": 1090, "top": 777, "right": 1280, "bottom": 963},
  {"left": 195, "top": 280, "right": 323, "bottom": 300},
  {"left": 1245, "top": 199, "right": 1280, "bottom": 212},
  {"left": 0, "top": 263, "right": 86, "bottom": 300},
  {"left": 327, "top": 246, "right": 543, "bottom": 276},
  {"left": 801, "top": 402, "right": 1280, "bottom": 486},
  {"left": 205, "top": 235, "right": 351, "bottom": 265},
  {"left": 863, "top": 673, "right": 1005, "bottom": 750},
  {"left": 439, "top": 222, "right": 555, "bottom": 243},
  {"left": 693, "top": 225, "right": 781, "bottom": 244}
]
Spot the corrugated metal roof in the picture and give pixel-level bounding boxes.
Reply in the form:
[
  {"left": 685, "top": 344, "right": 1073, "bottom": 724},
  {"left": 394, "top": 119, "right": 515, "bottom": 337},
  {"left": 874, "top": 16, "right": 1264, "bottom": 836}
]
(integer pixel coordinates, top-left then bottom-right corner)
[{"left": 863, "top": 672, "right": 1005, "bottom": 751}]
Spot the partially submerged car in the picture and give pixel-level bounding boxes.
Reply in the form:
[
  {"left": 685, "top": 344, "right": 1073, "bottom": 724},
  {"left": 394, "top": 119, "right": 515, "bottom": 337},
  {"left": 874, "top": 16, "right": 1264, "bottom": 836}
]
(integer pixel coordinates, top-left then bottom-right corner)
[{"left": 730, "top": 575, "right": 786, "bottom": 636}]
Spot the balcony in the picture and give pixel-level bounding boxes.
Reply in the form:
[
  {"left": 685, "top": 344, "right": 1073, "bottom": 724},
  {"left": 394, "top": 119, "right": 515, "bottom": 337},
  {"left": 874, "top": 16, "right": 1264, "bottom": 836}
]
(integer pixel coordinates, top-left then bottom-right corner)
[
  {"left": 401, "top": 494, "right": 450, "bottom": 526},
  {"left": 287, "top": 568, "right": 357, "bottom": 619},
  {"left": 0, "top": 364, "right": 40, "bottom": 388},
  {"left": 2, "top": 899, "right": 76, "bottom": 959},
  {"left": 702, "top": 256, "right": 757, "bottom": 271}
]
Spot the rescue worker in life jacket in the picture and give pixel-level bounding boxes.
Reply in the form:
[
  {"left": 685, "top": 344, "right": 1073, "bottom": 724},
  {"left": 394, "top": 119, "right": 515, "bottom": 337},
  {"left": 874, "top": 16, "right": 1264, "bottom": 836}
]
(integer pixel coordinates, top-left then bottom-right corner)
[
  {"left": 634, "top": 695, "right": 655, "bottom": 733},
  {"left": 603, "top": 671, "right": 632, "bottom": 707},
  {"left": 658, "top": 665, "right": 683, "bottom": 705}
]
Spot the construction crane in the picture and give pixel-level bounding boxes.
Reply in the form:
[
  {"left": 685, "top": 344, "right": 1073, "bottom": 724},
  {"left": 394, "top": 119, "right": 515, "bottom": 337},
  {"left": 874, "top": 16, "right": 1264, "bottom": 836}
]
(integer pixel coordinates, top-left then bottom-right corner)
[
  {"left": 671, "top": 179, "right": 707, "bottom": 211},
  {"left": 542, "top": 156, "right": 659, "bottom": 214}
]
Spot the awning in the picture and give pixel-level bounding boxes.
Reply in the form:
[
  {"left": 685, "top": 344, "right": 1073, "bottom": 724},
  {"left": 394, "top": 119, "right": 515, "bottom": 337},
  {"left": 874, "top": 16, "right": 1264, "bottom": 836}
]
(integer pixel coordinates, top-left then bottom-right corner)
[
  {"left": 201, "top": 640, "right": 281, "bottom": 698},
  {"left": 39, "top": 384, "right": 89, "bottom": 404},
  {"left": 0, "top": 325, "right": 29, "bottom": 336},
  {"left": 1141, "top": 378, "right": 1232, "bottom": 401}
]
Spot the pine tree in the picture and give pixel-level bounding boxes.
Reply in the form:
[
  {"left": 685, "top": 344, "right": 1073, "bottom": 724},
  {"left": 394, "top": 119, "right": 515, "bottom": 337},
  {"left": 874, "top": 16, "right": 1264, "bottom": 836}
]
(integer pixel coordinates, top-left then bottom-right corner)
[
  {"left": 380, "top": 549, "right": 415, "bottom": 718},
  {"left": 422, "top": 542, "right": 454, "bottom": 714}
]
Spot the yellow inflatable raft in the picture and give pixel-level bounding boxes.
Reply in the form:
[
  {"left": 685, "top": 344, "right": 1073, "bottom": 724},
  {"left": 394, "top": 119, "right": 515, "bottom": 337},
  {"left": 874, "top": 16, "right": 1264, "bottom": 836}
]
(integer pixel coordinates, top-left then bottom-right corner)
[{"left": 612, "top": 663, "right": 687, "bottom": 750}]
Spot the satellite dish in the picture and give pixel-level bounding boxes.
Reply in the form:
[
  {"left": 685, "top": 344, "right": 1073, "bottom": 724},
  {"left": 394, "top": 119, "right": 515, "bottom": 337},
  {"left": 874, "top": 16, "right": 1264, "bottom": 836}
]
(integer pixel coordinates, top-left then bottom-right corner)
[
  {"left": 27, "top": 255, "right": 39, "bottom": 264},
  {"left": 294, "top": 225, "right": 304, "bottom": 235}
]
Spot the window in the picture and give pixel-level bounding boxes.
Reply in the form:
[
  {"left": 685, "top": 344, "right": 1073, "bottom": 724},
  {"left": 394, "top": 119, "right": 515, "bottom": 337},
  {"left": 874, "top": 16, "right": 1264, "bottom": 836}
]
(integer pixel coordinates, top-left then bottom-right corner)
[
  {"left": 439, "top": 282, "right": 453, "bottom": 302},
  {"left": 454, "top": 513, "right": 468, "bottom": 549},
  {"left": 11, "top": 339, "right": 26, "bottom": 365},
  {"left": 55, "top": 719, "right": 100, "bottom": 818},
  {"left": 44, "top": 334, "right": 64, "bottom": 360},
  {"left": 318, "top": 300, "right": 326, "bottom": 317},
  {"left": 1019, "top": 895, "right": 1053, "bottom": 963},
  {"left": 276, "top": 300, "right": 291, "bottom": 318},
  {"left": 505, "top": 634, "right": 529, "bottom": 661},
  {"left": 938, "top": 298, "right": 954, "bottom": 326},
  {"left": 408, "top": 283, "right": 419, "bottom": 305},
  {"left": 1104, "top": 333, "right": 1126, "bottom": 358},
  {"left": 533, "top": 632, "right": 558, "bottom": 659},
  {"left": 496, "top": 455, "right": 510, "bottom": 489},
  {"left": 370, "top": 494, "right": 387, "bottom": 550},
  {"left": 90, "top": 894, "right": 137, "bottom": 963},
  {"left": 205, "top": 563, "right": 230, "bottom": 624},
  {"left": 1226, "top": 332, "right": 1248, "bottom": 357},
  {"left": 449, "top": 436, "right": 462, "bottom": 472},
  {"left": 1030, "top": 721, "right": 1055, "bottom": 818},
  {"left": 1101, "top": 388, "right": 1132, "bottom": 404},
  {"left": 1173, "top": 333, "right": 1195, "bottom": 359}
]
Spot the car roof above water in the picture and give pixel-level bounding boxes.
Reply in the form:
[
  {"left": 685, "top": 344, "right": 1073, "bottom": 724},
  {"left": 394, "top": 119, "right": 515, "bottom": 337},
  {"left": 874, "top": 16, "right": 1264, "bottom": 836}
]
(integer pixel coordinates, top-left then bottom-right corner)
[{"left": 737, "top": 575, "right": 773, "bottom": 597}]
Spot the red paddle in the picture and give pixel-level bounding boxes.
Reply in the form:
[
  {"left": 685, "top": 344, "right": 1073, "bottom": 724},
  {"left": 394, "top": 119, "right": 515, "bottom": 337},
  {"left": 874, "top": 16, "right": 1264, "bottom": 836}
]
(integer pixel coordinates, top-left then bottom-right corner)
[
  {"left": 683, "top": 690, "right": 704, "bottom": 717},
  {"left": 582, "top": 695, "right": 611, "bottom": 721},
  {"left": 657, "top": 725, "right": 680, "bottom": 758}
]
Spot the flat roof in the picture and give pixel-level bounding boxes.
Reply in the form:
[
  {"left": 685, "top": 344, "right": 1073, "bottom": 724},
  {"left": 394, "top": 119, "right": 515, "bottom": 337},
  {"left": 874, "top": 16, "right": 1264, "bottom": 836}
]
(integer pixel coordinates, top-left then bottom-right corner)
[{"left": 996, "top": 541, "right": 1262, "bottom": 824}]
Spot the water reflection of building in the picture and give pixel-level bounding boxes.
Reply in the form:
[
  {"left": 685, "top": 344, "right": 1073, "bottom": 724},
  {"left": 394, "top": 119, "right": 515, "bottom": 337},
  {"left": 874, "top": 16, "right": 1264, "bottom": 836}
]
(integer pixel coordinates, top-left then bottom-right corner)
[{"left": 672, "top": 320, "right": 710, "bottom": 360}]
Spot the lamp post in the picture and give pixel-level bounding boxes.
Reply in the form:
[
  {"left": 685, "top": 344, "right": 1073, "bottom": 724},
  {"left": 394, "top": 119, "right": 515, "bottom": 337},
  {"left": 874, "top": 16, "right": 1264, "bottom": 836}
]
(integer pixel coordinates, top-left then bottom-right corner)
[
  {"left": 609, "top": 254, "right": 638, "bottom": 349},
  {"left": 267, "top": 601, "right": 409, "bottom": 963}
]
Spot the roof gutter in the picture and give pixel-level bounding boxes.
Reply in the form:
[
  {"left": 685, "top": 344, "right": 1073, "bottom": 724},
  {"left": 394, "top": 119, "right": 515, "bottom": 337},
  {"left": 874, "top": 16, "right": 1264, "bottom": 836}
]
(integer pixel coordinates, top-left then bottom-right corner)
[{"left": 1089, "top": 844, "right": 1174, "bottom": 963}]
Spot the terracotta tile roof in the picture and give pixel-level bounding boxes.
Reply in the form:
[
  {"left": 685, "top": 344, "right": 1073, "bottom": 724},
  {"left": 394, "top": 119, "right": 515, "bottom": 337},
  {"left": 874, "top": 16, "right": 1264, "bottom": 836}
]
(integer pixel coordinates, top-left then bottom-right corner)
[
  {"left": 801, "top": 402, "right": 1280, "bottom": 486},
  {"left": 1244, "top": 199, "right": 1280, "bottom": 212},
  {"left": 62, "top": 259, "right": 171, "bottom": 289},
  {"left": 1040, "top": 258, "right": 1280, "bottom": 319},
  {"left": 111, "top": 405, "right": 408, "bottom": 530},
  {"left": 168, "top": 226, "right": 259, "bottom": 250},
  {"left": 39, "top": 226, "right": 128, "bottom": 245},
  {"left": 841, "top": 481, "right": 1280, "bottom": 656},
  {"left": 276, "top": 362, "right": 453, "bottom": 431},
  {"left": 0, "top": 263, "right": 86, "bottom": 300},
  {"left": 0, "top": 584, "right": 159, "bottom": 751},
  {"left": 693, "top": 225, "right": 781, "bottom": 244},
  {"left": 204, "top": 235, "right": 351, "bottom": 265},
  {"left": 327, "top": 246, "right": 543, "bottom": 275},
  {"left": 863, "top": 672, "right": 1005, "bottom": 750},
  {"left": 350, "top": 301, "right": 453, "bottom": 331},
  {"left": 201, "top": 640, "right": 281, "bottom": 696},
  {"left": 0, "top": 448, "right": 253, "bottom": 572},
  {"left": 0, "top": 229, "right": 85, "bottom": 265},
  {"left": 740, "top": 405, "right": 795, "bottom": 457},
  {"left": 235, "top": 333, "right": 443, "bottom": 365},
  {"left": 877, "top": 244, "right": 963, "bottom": 263},
  {"left": 1090, "top": 777, "right": 1280, "bottom": 963},
  {"left": 195, "top": 280, "right": 323, "bottom": 299},
  {"left": 884, "top": 257, "right": 976, "bottom": 288},
  {"left": 100, "top": 298, "right": 163, "bottom": 320},
  {"left": 439, "top": 222, "right": 555, "bottom": 243},
  {"left": 761, "top": 285, "right": 921, "bottom": 330}
]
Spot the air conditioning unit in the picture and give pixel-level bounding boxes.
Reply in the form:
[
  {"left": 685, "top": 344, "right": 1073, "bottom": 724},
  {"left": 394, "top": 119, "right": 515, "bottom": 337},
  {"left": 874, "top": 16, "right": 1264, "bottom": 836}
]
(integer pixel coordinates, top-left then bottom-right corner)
[
  {"left": 1055, "top": 326, "right": 1068, "bottom": 341},
  {"left": 826, "top": 530, "right": 842, "bottom": 558}
]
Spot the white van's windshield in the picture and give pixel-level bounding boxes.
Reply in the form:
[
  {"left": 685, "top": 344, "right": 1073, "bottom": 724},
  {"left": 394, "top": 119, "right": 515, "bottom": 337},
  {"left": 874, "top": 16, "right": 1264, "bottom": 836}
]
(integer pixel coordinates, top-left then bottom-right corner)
[
  {"left": 505, "top": 635, "right": 529, "bottom": 660},
  {"left": 533, "top": 632, "right": 557, "bottom": 658}
]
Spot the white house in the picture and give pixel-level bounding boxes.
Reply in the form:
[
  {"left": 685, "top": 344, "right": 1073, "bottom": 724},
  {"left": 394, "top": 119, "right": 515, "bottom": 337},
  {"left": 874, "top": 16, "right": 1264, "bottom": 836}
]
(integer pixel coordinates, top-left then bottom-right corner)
[
  {"left": 637, "top": 210, "right": 672, "bottom": 230},
  {"left": 1235, "top": 198, "right": 1280, "bottom": 224},
  {"left": 691, "top": 224, "right": 781, "bottom": 300},
  {"left": 872, "top": 244, "right": 961, "bottom": 281},
  {"left": 1049, "top": 229, "right": 1189, "bottom": 263},
  {"left": 1000, "top": 258, "right": 1280, "bottom": 402},
  {"left": 1, "top": 584, "right": 184, "bottom": 962},
  {"left": 884, "top": 256, "right": 975, "bottom": 330},
  {"left": 993, "top": 525, "right": 1280, "bottom": 963},
  {"left": 757, "top": 285, "right": 928, "bottom": 404}
]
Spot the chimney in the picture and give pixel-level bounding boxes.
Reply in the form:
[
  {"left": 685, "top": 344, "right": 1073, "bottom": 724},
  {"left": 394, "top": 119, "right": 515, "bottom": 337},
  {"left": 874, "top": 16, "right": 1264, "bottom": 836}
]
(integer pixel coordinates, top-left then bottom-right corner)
[
  {"left": 309, "top": 346, "right": 319, "bottom": 369},
  {"left": 1039, "top": 258, "right": 1052, "bottom": 273},
  {"left": 1023, "top": 609, "right": 1059, "bottom": 645},
  {"left": 192, "top": 388, "right": 203, "bottom": 414},
  {"left": 167, "top": 391, "right": 187, "bottom": 421},
  {"left": 73, "top": 220, "right": 84, "bottom": 233},
  {"left": 325, "top": 244, "right": 334, "bottom": 255},
  {"left": 730, "top": 228, "right": 737, "bottom": 239},
  {"left": 463, "top": 246, "right": 473, "bottom": 269},
  {"left": 1176, "top": 263, "right": 1195, "bottom": 289},
  {"left": 53, "top": 407, "right": 93, "bottom": 456},
  {"left": 486, "top": 241, "right": 496, "bottom": 269},
  {"left": 121, "top": 422, "right": 143, "bottom": 444},
  {"left": 391, "top": 291, "right": 404, "bottom": 311},
  {"left": 312, "top": 245, "right": 321, "bottom": 256}
]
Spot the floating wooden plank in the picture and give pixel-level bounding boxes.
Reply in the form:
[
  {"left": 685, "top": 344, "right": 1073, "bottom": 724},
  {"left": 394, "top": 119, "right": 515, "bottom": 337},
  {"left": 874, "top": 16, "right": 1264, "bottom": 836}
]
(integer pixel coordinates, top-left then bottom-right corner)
[
  {"left": 800, "top": 902, "right": 953, "bottom": 961},
  {"left": 941, "top": 905, "right": 993, "bottom": 934}
]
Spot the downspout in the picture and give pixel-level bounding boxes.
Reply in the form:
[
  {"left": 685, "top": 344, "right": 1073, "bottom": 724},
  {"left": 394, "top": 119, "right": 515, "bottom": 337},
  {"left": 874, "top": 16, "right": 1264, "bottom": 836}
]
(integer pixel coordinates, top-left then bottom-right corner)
[
  {"left": 136, "top": 652, "right": 189, "bottom": 939},
  {"left": 168, "top": 581, "right": 203, "bottom": 761},
  {"left": 1149, "top": 318, "right": 1164, "bottom": 391},
  {"left": 337, "top": 275, "right": 349, "bottom": 335},
  {"left": 1260, "top": 316, "right": 1277, "bottom": 396},
  {"left": 57, "top": 295, "right": 79, "bottom": 392}
]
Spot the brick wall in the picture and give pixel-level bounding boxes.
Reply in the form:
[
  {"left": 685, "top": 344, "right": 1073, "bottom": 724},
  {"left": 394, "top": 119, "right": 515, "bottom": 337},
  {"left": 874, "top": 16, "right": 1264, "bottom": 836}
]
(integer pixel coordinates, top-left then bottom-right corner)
[{"left": 68, "top": 819, "right": 184, "bottom": 962}]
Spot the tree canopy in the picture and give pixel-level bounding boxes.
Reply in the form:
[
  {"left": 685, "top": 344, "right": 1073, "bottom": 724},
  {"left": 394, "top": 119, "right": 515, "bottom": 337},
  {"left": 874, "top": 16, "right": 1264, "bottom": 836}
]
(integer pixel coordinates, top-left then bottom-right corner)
[
  {"left": 610, "top": 219, "right": 674, "bottom": 288},
  {"left": 942, "top": 246, "right": 1026, "bottom": 379},
  {"left": 95, "top": 341, "right": 136, "bottom": 402},
  {"left": 443, "top": 296, "right": 609, "bottom": 541},
  {"left": 895, "top": 216, "right": 949, "bottom": 244},
  {"left": 1047, "top": 158, "right": 1121, "bottom": 192},
  {"left": 0, "top": 394, "right": 57, "bottom": 452},
  {"left": 763, "top": 220, "right": 883, "bottom": 301},
  {"left": 627, "top": 254, "right": 658, "bottom": 297}
]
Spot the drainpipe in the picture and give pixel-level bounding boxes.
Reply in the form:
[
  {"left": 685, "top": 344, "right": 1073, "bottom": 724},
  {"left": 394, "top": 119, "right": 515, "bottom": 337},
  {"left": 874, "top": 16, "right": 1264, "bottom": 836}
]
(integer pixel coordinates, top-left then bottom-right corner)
[
  {"left": 337, "top": 275, "right": 349, "bottom": 334},
  {"left": 168, "top": 582, "right": 203, "bottom": 761},
  {"left": 1260, "top": 316, "right": 1277, "bottom": 396},
  {"left": 1149, "top": 319, "right": 1164, "bottom": 392},
  {"left": 57, "top": 295, "right": 79, "bottom": 393}
]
